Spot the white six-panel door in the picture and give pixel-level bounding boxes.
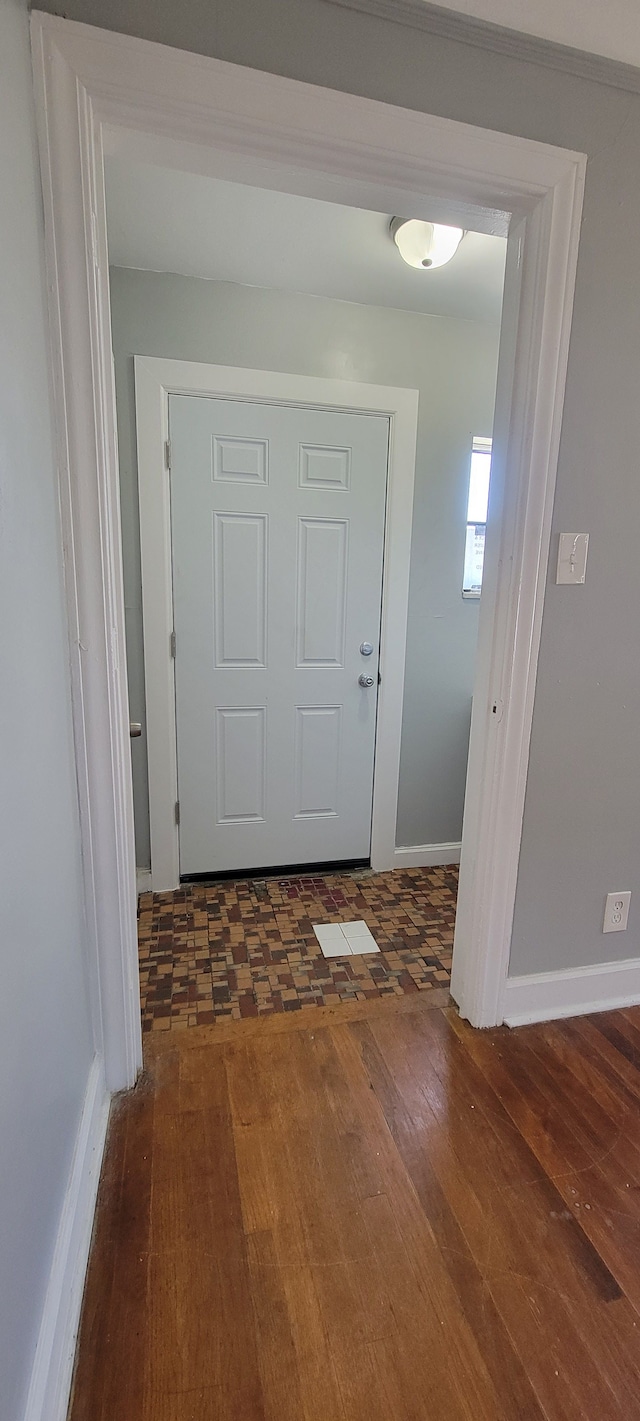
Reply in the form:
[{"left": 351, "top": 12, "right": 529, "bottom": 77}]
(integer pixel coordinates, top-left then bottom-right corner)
[{"left": 169, "top": 395, "right": 389, "bottom": 875}]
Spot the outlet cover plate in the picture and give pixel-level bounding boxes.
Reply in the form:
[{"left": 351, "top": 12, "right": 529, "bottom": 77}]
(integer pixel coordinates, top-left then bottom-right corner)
[
  {"left": 603, "top": 890, "right": 631, "bottom": 933},
  {"left": 557, "top": 532, "right": 589, "bottom": 584}
]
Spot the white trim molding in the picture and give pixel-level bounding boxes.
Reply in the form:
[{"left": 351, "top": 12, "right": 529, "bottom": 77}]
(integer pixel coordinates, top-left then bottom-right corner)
[
  {"left": 324, "top": 0, "right": 640, "bottom": 97},
  {"left": 31, "top": 11, "right": 585, "bottom": 1046},
  {"left": 134, "top": 357, "right": 418, "bottom": 891},
  {"left": 504, "top": 958, "right": 640, "bottom": 1028},
  {"left": 394, "top": 842, "right": 461, "bottom": 868},
  {"left": 23, "top": 1058, "right": 110, "bottom": 1421},
  {"left": 31, "top": 17, "right": 142, "bottom": 1093}
]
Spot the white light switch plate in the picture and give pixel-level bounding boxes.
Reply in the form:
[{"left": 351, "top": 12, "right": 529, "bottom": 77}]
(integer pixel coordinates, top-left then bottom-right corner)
[
  {"left": 603, "top": 891, "right": 631, "bottom": 933},
  {"left": 557, "top": 532, "right": 589, "bottom": 584}
]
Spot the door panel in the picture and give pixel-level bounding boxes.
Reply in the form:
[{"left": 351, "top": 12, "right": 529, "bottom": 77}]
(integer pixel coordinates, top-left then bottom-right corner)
[
  {"left": 294, "top": 705, "right": 342, "bottom": 819},
  {"left": 299, "top": 443, "right": 351, "bottom": 489},
  {"left": 212, "top": 434, "right": 268, "bottom": 484},
  {"left": 169, "top": 394, "right": 389, "bottom": 875},
  {"left": 213, "top": 512, "right": 267, "bottom": 667},
  {"left": 296, "top": 518, "right": 348, "bottom": 667},
  {"left": 215, "top": 707, "right": 266, "bottom": 823}
]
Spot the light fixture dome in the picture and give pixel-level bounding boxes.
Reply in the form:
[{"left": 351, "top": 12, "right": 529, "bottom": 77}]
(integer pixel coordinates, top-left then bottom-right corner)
[{"left": 390, "top": 217, "right": 464, "bottom": 270}]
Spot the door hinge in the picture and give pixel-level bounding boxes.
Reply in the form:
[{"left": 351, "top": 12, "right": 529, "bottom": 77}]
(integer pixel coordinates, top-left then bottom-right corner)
[
  {"left": 164, "top": 438, "right": 171, "bottom": 471},
  {"left": 170, "top": 629, "right": 176, "bottom": 658},
  {"left": 175, "top": 800, "right": 180, "bottom": 826}
]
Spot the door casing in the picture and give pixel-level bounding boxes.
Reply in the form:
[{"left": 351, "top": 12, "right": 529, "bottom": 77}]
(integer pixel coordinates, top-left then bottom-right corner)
[
  {"left": 135, "top": 359, "right": 418, "bottom": 891},
  {"left": 31, "top": 10, "right": 586, "bottom": 1088}
]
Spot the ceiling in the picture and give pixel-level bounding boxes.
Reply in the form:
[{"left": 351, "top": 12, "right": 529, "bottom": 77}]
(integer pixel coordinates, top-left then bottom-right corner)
[
  {"left": 419, "top": 0, "right": 640, "bottom": 67},
  {"left": 105, "top": 159, "right": 506, "bottom": 326}
]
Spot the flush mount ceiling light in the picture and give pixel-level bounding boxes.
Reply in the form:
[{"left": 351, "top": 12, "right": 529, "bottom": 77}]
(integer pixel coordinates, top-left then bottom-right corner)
[{"left": 390, "top": 217, "right": 464, "bottom": 270}]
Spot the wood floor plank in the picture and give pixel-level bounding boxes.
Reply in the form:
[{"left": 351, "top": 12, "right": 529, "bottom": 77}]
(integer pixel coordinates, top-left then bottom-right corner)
[
  {"left": 68, "top": 1079, "right": 155, "bottom": 1421},
  {"left": 234, "top": 1229, "right": 305, "bottom": 1421},
  {"left": 230, "top": 1030, "right": 371, "bottom": 1274},
  {"left": 524, "top": 1021, "right": 640, "bottom": 1174},
  {"left": 228, "top": 1030, "right": 400, "bottom": 1418},
  {"left": 239, "top": 1025, "right": 494, "bottom": 1417},
  {"left": 324, "top": 1023, "right": 524, "bottom": 1420},
  {"left": 567, "top": 1015, "right": 640, "bottom": 1132},
  {"left": 68, "top": 1095, "right": 130, "bottom": 1421},
  {"left": 481, "top": 1022, "right": 640, "bottom": 1278},
  {"left": 227, "top": 1039, "right": 348, "bottom": 1418},
  {"left": 273, "top": 1258, "right": 348, "bottom": 1421},
  {"left": 100, "top": 1084, "right": 154, "bottom": 1421},
  {"left": 449, "top": 1014, "right": 640, "bottom": 1416},
  {"left": 369, "top": 1009, "right": 640, "bottom": 1419},
  {"left": 349, "top": 1021, "right": 549, "bottom": 1420},
  {"left": 351, "top": 1015, "right": 583, "bottom": 1420},
  {"left": 71, "top": 1000, "right": 640, "bottom": 1420},
  {"left": 145, "top": 1048, "right": 266, "bottom": 1418},
  {"left": 592, "top": 1010, "right": 640, "bottom": 1074}
]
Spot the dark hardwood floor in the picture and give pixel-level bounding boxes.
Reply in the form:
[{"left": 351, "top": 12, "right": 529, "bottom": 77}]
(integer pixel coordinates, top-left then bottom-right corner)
[{"left": 69, "top": 994, "right": 640, "bottom": 1419}]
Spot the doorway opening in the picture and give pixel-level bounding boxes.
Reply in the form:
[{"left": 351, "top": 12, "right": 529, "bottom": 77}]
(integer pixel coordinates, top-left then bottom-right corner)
[
  {"left": 104, "top": 159, "right": 507, "bottom": 1032},
  {"left": 33, "top": 15, "right": 585, "bottom": 1082}
]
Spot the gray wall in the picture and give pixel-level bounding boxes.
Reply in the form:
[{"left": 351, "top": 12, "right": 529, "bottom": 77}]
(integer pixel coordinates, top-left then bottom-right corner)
[
  {"left": 0, "top": 2, "right": 95, "bottom": 1416},
  {"left": 110, "top": 269, "right": 500, "bottom": 866},
  {"left": 37, "top": 0, "right": 640, "bottom": 978}
]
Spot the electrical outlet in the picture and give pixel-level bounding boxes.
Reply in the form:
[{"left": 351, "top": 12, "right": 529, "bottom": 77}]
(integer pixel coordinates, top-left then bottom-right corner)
[{"left": 603, "top": 891, "right": 631, "bottom": 933}]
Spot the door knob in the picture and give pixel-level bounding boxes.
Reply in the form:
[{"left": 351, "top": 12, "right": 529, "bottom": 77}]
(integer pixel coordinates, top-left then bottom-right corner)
[
  {"left": 358, "top": 674, "right": 375, "bottom": 688},
  {"left": 130, "top": 722, "right": 142, "bottom": 738}
]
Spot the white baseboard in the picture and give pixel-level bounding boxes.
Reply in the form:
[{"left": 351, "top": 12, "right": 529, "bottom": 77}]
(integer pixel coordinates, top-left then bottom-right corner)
[
  {"left": 393, "top": 841, "right": 461, "bottom": 869},
  {"left": 503, "top": 956, "right": 640, "bottom": 1027},
  {"left": 23, "top": 1055, "right": 110, "bottom": 1421},
  {"left": 136, "top": 868, "right": 152, "bottom": 896}
]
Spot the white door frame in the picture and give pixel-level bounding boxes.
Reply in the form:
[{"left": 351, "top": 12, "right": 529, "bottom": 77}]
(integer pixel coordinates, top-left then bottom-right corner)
[
  {"left": 31, "top": 11, "right": 585, "bottom": 1086},
  {"left": 135, "top": 358, "right": 419, "bottom": 890}
]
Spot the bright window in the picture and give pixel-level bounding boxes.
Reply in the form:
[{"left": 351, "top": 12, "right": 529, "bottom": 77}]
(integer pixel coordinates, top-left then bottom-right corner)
[{"left": 463, "top": 436, "right": 492, "bottom": 597}]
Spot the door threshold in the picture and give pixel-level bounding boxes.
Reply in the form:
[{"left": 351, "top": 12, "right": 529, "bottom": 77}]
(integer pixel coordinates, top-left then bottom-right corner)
[{"left": 180, "top": 857, "right": 371, "bottom": 885}]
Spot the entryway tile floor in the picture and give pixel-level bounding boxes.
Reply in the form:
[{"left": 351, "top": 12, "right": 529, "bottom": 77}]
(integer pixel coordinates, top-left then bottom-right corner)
[{"left": 138, "top": 864, "right": 457, "bottom": 1032}]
